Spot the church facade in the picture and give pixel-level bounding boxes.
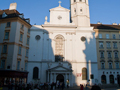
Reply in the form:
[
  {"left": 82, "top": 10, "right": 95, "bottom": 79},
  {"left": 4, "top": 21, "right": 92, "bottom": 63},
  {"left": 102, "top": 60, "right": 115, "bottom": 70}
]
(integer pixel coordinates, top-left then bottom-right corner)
[{"left": 27, "top": 0, "right": 98, "bottom": 86}]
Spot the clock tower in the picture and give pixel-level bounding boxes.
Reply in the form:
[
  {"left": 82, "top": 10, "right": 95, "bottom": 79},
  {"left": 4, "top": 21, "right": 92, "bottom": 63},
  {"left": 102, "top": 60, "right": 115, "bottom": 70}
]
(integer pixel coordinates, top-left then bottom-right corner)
[{"left": 70, "top": 0, "right": 90, "bottom": 27}]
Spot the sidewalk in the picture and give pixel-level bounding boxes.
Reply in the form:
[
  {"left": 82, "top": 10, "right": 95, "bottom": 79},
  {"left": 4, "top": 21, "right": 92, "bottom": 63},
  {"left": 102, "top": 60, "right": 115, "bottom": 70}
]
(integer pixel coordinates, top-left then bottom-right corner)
[{"left": 55, "top": 86, "right": 91, "bottom": 90}]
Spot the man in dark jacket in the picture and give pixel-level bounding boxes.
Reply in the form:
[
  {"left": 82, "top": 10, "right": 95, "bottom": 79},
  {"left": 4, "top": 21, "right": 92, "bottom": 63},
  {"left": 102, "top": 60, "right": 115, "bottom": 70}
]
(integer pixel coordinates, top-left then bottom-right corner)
[{"left": 91, "top": 84, "right": 101, "bottom": 90}]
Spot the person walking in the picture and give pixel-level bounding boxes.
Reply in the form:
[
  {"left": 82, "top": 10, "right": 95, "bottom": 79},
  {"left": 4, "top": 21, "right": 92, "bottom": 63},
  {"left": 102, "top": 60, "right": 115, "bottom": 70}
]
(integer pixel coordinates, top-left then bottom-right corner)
[
  {"left": 61, "top": 82, "right": 64, "bottom": 90},
  {"left": 80, "top": 84, "right": 84, "bottom": 90},
  {"left": 0, "top": 83, "right": 3, "bottom": 90},
  {"left": 91, "top": 84, "right": 101, "bottom": 90}
]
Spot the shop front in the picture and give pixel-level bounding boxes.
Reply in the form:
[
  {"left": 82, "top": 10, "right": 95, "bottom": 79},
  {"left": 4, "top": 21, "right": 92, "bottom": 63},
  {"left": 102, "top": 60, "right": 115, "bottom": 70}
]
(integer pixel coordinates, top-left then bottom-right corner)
[{"left": 0, "top": 69, "right": 28, "bottom": 85}]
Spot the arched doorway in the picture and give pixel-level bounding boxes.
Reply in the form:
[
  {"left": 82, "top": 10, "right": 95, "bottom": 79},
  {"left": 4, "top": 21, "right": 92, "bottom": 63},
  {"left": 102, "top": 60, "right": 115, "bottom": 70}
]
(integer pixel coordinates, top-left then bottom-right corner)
[
  {"left": 56, "top": 74, "right": 64, "bottom": 83},
  {"left": 109, "top": 75, "right": 114, "bottom": 84},
  {"left": 101, "top": 75, "right": 106, "bottom": 84}
]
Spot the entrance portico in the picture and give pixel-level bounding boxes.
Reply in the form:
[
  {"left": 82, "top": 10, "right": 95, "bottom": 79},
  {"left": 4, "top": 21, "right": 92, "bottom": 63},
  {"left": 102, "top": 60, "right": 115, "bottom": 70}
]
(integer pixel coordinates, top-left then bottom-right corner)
[{"left": 46, "top": 64, "right": 72, "bottom": 86}]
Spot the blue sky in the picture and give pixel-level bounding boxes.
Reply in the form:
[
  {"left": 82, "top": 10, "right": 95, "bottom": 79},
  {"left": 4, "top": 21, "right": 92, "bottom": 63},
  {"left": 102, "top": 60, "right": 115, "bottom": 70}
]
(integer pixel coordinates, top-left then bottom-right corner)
[{"left": 0, "top": 0, "right": 120, "bottom": 25}]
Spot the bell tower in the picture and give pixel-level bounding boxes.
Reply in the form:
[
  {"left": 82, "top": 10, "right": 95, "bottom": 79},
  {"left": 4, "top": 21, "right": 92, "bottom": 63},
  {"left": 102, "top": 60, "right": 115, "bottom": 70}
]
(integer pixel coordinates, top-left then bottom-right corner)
[{"left": 70, "top": 0, "right": 90, "bottom": 27}]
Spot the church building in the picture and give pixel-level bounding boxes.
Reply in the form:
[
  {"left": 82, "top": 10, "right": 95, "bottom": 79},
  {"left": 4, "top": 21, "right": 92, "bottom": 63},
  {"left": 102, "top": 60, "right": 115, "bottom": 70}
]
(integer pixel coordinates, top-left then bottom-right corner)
[{"left": 28, "top": 0, "right": 98, "bottom": 86}]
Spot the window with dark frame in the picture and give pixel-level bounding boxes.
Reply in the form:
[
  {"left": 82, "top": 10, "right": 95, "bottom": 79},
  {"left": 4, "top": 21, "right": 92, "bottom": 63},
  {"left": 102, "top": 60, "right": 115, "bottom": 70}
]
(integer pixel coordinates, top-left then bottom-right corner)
[
  {"left": 6, "top": 22, "right": 10, "bottom": 27},
  {"left": 33, "top": 67, "right": 39, "bottom": 79},
  {"left": 2, "top": 45, "right": 7, "bottom": 53},
  {"left": 4, "top": 32, "right": 9, "bottom": 40}
]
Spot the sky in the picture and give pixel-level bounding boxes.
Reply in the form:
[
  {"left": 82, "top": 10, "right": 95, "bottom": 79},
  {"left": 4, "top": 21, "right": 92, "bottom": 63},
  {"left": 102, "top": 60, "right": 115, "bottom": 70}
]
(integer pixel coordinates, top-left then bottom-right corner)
[{"left": 0, "top": 0, "right": 120, "bottom": 25}]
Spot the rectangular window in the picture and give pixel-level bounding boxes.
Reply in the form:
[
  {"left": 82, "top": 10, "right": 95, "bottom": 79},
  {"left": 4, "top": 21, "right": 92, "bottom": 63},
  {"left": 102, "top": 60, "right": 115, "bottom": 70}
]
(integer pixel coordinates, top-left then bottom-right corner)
[
  {"left": 99, "top": 34, "right": 102, "bottom": 38},
  {"left": 20, "top": 34, "right": 23, "bottom": 42},
  {"left": 109, "top": 63, "right": 112, "bottom": 69},
  {"left": 17, "top": 61, "right": 20, "bottom": 70},
  {"left": 106, "top": 34, "right": 109, "bottom": 39},
  {"left": 116, "top": 63, "right": 119, "bottom": 69},
  {"left": 27, "top": 37, "right": 30, "bottom": 45},
  {"left": 106, "top": 42, "right": 111, "bottom": 48},
  {"left": 26, "top": 49, "right": 29, "bottom": 57},
  {"left": 113, "top": 34, "right": 116, "bottom": 39},
  {"left": 114, "top": 51, "right": 118, "bottom": 58},
  {"left": 2, "top": 45, "right": 7, "bottom": 53},
  {"left": 119, "top": 35, "right": 120, "bottom": 39},
  {"left": 1, "top": 60, "right": 5, "bottom": 69},
  {"left": 25, "top": 62, "right": 28, "bottom": 71},
  {"left": 28, "top": 29, "right": 30, "bottom": 33},
  {"left": 99, "top": 42, "right": 103, "bottom": 48},
  {"left": 4, "top": 32, "right": 9, "bottom": 39},
  {"left": 90, "top": 74, "right": 94, "bottom": 79},
  {"left": 113, "top": 42, "right": 117, "bottom": 48},
  {"left": 6, "top": 22, "right": 10, "bottom": 27},
  {"left": 107, "top": 52, "right": 112, "bottom": 58},
  {"left": 21, "top": 25, "right": 24, "bottom": 29},
  {"left": 100, "top": 51, "right": 104, "bottom": 58},
  {"left": 101, "top": 63, "right": 105, "bottom": 69},
  {"left": 18, "top": 46, "right": 22, "bottom": 55}
]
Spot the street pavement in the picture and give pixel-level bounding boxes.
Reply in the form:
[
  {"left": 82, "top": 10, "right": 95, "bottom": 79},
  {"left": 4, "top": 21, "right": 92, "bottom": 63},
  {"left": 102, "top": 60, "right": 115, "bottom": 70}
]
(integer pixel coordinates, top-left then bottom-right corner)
[
  {"left": 2, "top": 86, "right": 120, "bottom": 90},
  {"left": 56, "top": 86, "right": 120, "bottom": 90}
]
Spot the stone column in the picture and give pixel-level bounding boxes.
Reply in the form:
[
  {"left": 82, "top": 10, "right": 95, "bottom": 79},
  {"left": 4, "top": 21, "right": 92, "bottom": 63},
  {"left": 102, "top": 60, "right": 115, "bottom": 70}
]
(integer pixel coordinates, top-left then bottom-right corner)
[
  {"left": 65, "top": 73, "right": 67, "bottom": 87},
  {"left": 50, "top": 73, "right": 52, "bottom": 83},
  {"left": 54, "top": 73, "right": 56, "bottom": 83},
  {"left": 48, "top": 72, "right": 49, "bottom": 82},
  {"left": 106, "top": 74, "right": 109, "bottom": 84},
  {"left": 69, "top": 73, "right": 71, "bottom": 87}
]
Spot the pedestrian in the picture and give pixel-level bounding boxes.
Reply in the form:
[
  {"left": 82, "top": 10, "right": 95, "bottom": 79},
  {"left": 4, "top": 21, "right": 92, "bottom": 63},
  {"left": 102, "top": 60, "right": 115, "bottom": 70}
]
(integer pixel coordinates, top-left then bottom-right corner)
[
  {"left": 91, "top": 84, "right": 101, "bottom": 90},
  {"left": 61, "top": 82, "right": 64, "bottom": 90},
  {"left": 8, "top": 82, "right": 12, "bottom": 90},
  {"left": 0, "top": 83, "right": 3, "bottom": 90},
  {"left": 80, "top": 84, "right": 84, "bottom": 90}
]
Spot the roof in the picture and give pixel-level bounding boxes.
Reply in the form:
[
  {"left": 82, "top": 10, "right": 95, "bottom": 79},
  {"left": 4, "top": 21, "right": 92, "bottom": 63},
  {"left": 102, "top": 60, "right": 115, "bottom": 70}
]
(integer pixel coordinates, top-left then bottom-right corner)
[
  {"left": 0, "top": 9, "right": 31, "bottom": 26},
  {"left": 91, "top": 24, "right": 120, "bottom": 30},
  {"left": 0, "top": 9, "right": 20, "bottom": 15},
  {"left": 50, "top": 5, "right": 70, "bottom": 11}
]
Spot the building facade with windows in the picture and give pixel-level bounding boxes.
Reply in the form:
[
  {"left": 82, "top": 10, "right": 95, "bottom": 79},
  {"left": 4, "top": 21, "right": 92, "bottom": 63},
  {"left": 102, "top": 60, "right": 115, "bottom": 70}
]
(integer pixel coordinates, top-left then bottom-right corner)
[
  {"left": 92, "top": 24, "right": 120, "bottom": 84},
  {"left": 0, "top": 3, "right": 31, "bottom": 85},
  {"left": 1, "top": 0, "right": 120, "bottom": 87}
]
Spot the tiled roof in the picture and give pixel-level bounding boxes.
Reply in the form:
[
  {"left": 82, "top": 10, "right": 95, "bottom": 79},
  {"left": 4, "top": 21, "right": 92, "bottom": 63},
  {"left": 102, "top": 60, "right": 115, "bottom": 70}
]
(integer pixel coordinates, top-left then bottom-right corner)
[
  {"left": 0, "top": 9, "right": 31, "bottom": 26},
  {"left": 0, "top": 9, "right": 20, "bottom": 15},
  {"left": 91, "top": 24, "right": 120, "bottom": 30}
]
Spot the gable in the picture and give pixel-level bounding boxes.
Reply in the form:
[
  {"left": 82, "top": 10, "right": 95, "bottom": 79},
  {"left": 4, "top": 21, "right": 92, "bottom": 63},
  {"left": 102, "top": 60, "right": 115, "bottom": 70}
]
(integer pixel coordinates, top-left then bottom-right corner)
[
  {"left": 48, "top": 66, "right": 72, "bottom": 72},
  {"left": 50, "top": 6, "right": 70, "bottom": 11}
]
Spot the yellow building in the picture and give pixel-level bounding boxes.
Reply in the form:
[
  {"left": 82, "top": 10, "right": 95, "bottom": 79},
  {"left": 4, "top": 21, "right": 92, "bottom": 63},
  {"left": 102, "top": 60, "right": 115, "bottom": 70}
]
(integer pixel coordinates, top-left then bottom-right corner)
[{"left": 91, "top": 23, "right": 120, "bottom": 84}]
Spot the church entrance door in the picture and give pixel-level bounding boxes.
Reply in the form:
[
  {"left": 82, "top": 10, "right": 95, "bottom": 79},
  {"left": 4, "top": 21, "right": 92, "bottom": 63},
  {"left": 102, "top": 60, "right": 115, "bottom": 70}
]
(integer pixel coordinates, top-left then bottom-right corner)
[{"left": 56, "top": 74, "right": 64, "bottom": 83}]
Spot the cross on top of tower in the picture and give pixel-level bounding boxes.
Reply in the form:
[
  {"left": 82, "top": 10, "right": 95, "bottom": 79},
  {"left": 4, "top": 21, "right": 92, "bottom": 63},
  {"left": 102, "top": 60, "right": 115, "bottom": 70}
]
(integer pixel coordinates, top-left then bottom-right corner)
[{"left": 59, "top": 1, "right": 61, "bottom": 6}]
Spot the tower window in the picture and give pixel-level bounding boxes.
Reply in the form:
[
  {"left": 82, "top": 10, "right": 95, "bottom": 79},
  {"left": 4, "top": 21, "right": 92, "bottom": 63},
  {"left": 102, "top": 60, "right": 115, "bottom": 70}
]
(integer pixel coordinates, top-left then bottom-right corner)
[
  {"left": 80, "top": 9, "right": 82, "bottom": 12},
  {"left": 74, "top": 8, "right": 76, "bottom": 12},
  {"left": 74, "top": 0, "right": 76, "bottom": 2}
]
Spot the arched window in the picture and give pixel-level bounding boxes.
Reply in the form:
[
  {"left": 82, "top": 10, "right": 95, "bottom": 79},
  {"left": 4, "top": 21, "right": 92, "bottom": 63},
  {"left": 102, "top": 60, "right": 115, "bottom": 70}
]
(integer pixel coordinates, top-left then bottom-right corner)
[
  {"left": 80, "top": 0, "right": 82, "bottom": 2},
  {"left": 33, "top": 67, "right": 39, "bottom": 79},
  {"left": 55, "top": 35, "right": 64, "bottom": 62},
  {"left": 109, "top": 75, "right": 114, "bottom": 84},
  {"left": 101, "top": 75, "right": 106, "bottom": 84},
  {"left": 82, "top": 68, "right": 87, "bottom": 80},
  {"left": 74, "top": 0, "right": 76, "bottom": 2}
]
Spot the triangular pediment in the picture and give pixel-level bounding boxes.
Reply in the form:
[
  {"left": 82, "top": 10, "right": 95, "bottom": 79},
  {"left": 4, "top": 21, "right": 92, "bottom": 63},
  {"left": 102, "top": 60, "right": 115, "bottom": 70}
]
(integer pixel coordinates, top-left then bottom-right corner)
[
  {"left": 48, "top": 65, "right": 72, "bottom": 72},
  {"left": 50, "top": 6, "right": 70, "bottom": 11}
]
